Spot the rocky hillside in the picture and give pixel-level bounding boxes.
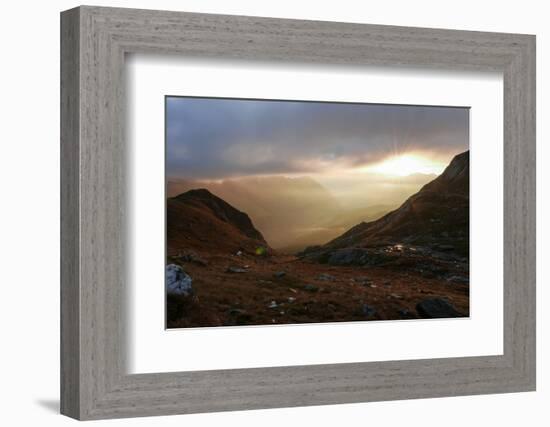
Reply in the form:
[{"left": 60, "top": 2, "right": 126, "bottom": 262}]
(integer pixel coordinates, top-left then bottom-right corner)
[
  {"left": 297, "top": 149, "right": 470, "bottom": 284},
  {"left": 167, "top": 189, "right": 267, "bottom": 255},
  {"left": 309, "top": 150, "right": 469, "bottom": 257}
]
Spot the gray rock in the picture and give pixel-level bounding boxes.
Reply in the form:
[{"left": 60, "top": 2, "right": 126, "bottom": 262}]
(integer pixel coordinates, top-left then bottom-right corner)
[
  {"left": 416, "top": 263, "right": 449, "bottom": 278},
  {"left": 226, "top": 266, "right": 247, "bottom": 273},
  {"left": 398, "top": 309, "right": 411, "bottom": 318},
  {"left": 304, "top": 284, "right": 319, "bottom": 292},
  {"left": 355, "top": 276, "right": 372, "bottom": 286},
  {"left": 416, "top": 298, "right": 462, "bottom": 318},
  {"left": 227, "top": 308, "right": 252, "bottom": 324},
  {"left": 166, "top": 264, "right": 193, "bottom": 296},
  {"left": 327, "top": 248, "right": 370, "bottom": 266},
  {"left": 273, "top": 271, "right": 286, "bottom": 278},
  {"left": 268, "top": 301, "right": 278, "bottom": 308},
  {"left": 362, "top": 304, "right": 377, "bottom": 317},
  {"left": 175, "top": 252, "right": 207, "bottom": 266},
  {"left": 316, "top": 273, "right": 335, "bottom": 281}
]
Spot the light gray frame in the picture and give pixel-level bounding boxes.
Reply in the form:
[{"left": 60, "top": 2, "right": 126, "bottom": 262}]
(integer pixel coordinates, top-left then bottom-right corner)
[{"left": 61, "top": 5, "right": 536, "bottom": 420}]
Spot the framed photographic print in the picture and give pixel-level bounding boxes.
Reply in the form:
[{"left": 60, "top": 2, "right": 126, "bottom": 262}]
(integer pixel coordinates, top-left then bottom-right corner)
[{"left": 61, "top": 6, "right": 536, "bottom": 420}]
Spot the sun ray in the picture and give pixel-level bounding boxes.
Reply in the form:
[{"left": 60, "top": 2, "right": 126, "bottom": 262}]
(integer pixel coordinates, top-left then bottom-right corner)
[{"left": 361, "top": 153, "right": 446, "bottom": 176}]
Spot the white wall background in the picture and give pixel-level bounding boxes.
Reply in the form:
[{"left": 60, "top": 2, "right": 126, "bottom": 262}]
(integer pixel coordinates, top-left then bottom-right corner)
[{"left": 0, "top": 0, "right": 546, "bottom": 425}]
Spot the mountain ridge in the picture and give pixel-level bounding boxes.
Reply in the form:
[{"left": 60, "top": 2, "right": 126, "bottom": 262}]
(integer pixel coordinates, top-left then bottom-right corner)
[
  {"left": 167, "top": 188, "right": 267, "bottom": 256},
  {"left": 304, "top": 150, "right": 470, "bottom": 258}
]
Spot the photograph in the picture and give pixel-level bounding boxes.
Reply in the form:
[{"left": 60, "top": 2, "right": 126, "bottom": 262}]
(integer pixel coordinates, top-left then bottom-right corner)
[{"left": 165, "top": 96, "right": 470, "bottom": 328}]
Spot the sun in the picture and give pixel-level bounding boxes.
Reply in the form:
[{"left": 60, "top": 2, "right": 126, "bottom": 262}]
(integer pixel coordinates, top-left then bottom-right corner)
[{"left": 365, "top": 154, "right": 445, "bottom": 177}]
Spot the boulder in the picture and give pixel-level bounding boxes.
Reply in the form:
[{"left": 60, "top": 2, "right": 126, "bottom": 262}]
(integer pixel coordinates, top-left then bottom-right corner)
[
  {"left": 166, "top": 264, "right": 193, "bottom": 296},
  {"left": 327, "top": 248, "right": 370, "bottom": 266},
  {"left": 416, "top": 298, "right": 462, "bottom": 318},
  {"left": 398, "top": 308, "right": 412, "bottom": 319}
]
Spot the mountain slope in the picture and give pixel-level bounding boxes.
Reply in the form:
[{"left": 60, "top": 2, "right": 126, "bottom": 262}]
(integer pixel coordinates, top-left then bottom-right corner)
[
  {"left": 167, "top": 189, "right": 267, "bottom": 255},
  {"left": 312, "top": 150, "right": 469, "bottom": 257},
  {"left": 167, "top": 175, "right": 342, "bottom": 249}
]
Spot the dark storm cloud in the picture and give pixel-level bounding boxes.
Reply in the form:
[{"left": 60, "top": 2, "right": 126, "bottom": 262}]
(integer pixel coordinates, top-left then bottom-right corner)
[{"left": 166, "top": 96, "right": 469, "bottom": 179}]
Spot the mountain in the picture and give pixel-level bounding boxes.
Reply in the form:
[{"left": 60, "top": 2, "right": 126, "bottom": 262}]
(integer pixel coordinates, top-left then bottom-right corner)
[
  {"left": 167, "top": 176, "right": 343, "bottom": 249},
  {"left": 306, "top": 150, "right": 470, "bottom": 258},
  {"left": 167, "top": 189, "right": 267, "bottom": 255}
]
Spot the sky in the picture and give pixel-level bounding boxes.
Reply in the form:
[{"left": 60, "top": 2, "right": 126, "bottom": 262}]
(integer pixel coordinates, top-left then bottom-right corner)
[
  {"left": 166, "top": 97, "right": 469, "bottom": 209},
  {"left": 166, "top": 96, "right": 469, "bottom": 183}
]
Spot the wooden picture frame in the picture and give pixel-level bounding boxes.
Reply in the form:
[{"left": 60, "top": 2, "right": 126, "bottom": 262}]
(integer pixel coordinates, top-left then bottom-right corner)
[{"left": 60, "top": 5, "right": 536, "bottom": 420}]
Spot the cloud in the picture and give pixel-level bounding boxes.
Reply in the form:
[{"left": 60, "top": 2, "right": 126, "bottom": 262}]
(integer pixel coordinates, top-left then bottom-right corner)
[{"left": 166, "top": 96, "right": 469, "bottom": 180}]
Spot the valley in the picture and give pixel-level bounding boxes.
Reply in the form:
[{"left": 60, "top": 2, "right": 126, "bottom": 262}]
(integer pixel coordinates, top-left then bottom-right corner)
[{"left": 166, "top": 151, "right": 470, "bottom": 328}]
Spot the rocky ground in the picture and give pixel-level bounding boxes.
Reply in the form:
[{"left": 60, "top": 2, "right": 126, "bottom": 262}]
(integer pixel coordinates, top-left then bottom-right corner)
[{"left": 166, "top": 244, "right": 469, "bottom": 328}]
